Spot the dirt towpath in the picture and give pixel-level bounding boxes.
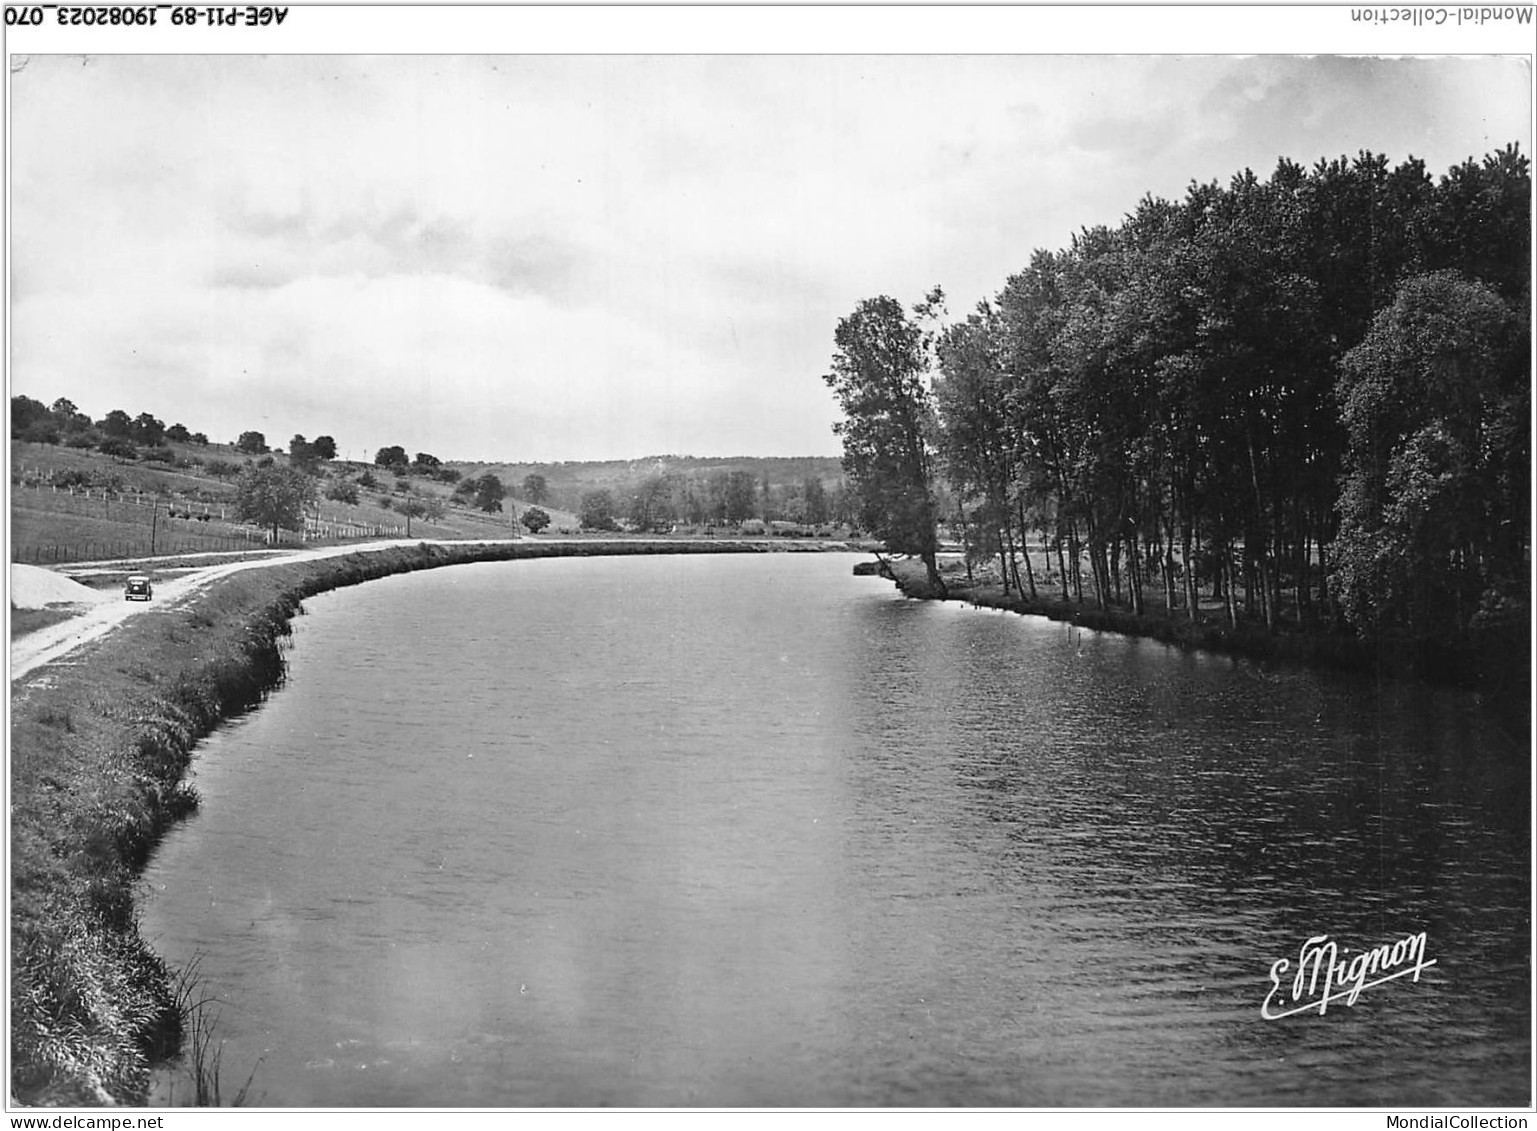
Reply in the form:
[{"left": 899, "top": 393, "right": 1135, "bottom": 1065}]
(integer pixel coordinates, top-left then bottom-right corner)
[{"left": 10, "top": 538, "right": 522, "bottom": 684}]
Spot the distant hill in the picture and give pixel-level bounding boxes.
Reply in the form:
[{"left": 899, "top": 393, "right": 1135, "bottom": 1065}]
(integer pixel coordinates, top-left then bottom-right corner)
[
  {"left": 11, "top": 392, "right": 853, "bottom": 546},
  {"left": 10, "top": 429, "right": 853, "bottom": 562},
  {"left": 449, "top": 455, "right": 847, "bottom": 513}
]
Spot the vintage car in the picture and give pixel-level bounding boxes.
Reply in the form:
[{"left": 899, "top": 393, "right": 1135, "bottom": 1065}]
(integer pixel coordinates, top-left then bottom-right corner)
[{"left": 124, "top": 575, "right": 154, "bottom": 601}]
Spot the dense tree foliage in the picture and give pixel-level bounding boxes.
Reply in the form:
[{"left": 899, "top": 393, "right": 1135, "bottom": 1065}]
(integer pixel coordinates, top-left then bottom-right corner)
[
  {"left": 628, "top": 474, "right": 677, "bottom": 532},
  {"left": 96, "top": 437, "right": 137, "bottom": 461},
  {"left": 824, "top": 293, "right": 948, "bottom": 593},
  {"left": 716, "top": 470, "right": 759, "bottom": 525},
  {"left": 324, "top": 480, "right": 360, "bottom": 505},
  {"left": 286, "top": 433, "right": 337, "bottom": 467},
  {"left": 288, "top": 434, "right": 321, "bottom": 470},
  {"left": 1331, "top": 270, "right": 1528, "bottom": 676},
  {"left": 232, "top": 463, "right": 318, "bottom": 542},
  {"left": 834, "top": 146, "right": 1528, "bottom": 684},
  {"left": 11, "top": 397, "right": 211, "bottom": 450},
  {"left": 235, "top": 430, "right": 269, "bottom": 455},
  {"left": 579, "top": 488, "right": 620, "bottom": 531},
  {"left": 430, "top": 458, "right": 846, "bottom": 528},
  {"left": 800, "top": 477, "right": 830, "bottom": 525},
  {"left": 470, "top": 473, "right": 506, "bottom": 513},
  {"left": 132, "top": 413, "right": 165, "bottom": 447},
  {"left": 10, "top": 396, "right": 59, "bottom": 443},
  {"left": 398, "top": 494, "right": 428, "bottom": 523},
  {"left": 520, "top": 506, "right": 552, "bottom": 534}
]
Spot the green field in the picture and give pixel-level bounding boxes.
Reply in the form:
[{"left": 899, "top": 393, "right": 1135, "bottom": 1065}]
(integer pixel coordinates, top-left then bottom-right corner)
[{"left": 10, "top": 440, "right": 577, "bottom": 564}]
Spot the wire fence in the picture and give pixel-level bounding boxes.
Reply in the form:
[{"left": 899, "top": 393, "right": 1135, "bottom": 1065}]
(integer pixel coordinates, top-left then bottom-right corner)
[
  {"left": 11, "top": 473, "right": 408, "bottom": 563},
  {"left": 12, "top": 478, "right": 230, "bottom": 522},
  {"left": 302, "top": 516, "right": 408, "bottom": 540},
  {"left": 13, "top": 537, "right": 270, "bottom": 565}
]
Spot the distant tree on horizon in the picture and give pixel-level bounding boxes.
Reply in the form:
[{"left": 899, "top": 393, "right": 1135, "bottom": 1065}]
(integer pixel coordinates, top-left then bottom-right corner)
[
  {"left": 132, "top": 413, "right": 165, "bottom": 447},
  {"left": 375, "top": 445, "right": 409, "bottom": 470},
  {"left": 10, "top": 396, "right": 54, "bottom": 442},
  {"left": 50, "top": 399, "right": 90, "bottom": 433},
  {"left": 235, "top": 430, "right": 269, "bottom": 455},
  {"left": 288, "top": 434, "right": 321, "bottom": 471}
]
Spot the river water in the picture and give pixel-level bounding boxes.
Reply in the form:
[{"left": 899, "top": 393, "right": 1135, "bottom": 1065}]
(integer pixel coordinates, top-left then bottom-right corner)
[{"left": 139, "top": 553, "right": 1529, "bottom": 1107}]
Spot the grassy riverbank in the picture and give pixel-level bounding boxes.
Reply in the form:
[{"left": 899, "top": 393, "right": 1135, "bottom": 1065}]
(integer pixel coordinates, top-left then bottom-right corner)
[{"left": 10, "top": 537, "right": 860, "bottom": 1106}]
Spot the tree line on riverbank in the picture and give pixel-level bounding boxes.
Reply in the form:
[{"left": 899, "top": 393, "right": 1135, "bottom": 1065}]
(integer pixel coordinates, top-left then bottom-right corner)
[{"left": 826, "top": 146, "right": 1529, "bottom": 689}]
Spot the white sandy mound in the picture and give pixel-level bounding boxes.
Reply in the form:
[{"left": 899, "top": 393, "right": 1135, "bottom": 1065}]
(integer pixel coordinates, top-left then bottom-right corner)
[{"left": 10, "top": 564, "right": 115, "bottom": 610}]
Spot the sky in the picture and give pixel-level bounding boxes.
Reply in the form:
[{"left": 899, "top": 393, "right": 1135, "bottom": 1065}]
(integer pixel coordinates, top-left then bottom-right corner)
[{"left": 8, "top": 45, "right": 1532, "bottom": 463}]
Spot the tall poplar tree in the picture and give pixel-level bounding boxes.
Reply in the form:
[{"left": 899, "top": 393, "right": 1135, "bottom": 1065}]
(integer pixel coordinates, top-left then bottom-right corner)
[{"left": 825, "top": 295, "right": 947, "bottom": 595}]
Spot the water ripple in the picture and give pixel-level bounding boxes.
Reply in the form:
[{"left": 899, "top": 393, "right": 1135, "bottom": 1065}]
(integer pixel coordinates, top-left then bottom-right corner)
[{"left": 142, "top": 556, "right": 1529, "bottom": 1107}]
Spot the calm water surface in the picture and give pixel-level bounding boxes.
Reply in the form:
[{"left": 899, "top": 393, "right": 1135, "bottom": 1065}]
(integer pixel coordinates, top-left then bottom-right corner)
[{"left": 140, "top": 553, "right": 1529, "bottom": 1106}]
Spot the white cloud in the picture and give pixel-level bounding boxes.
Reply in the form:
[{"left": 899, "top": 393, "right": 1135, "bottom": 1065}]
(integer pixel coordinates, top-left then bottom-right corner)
[{"left": 9, "top": 53, "right": 1530, "bottom": 461}]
